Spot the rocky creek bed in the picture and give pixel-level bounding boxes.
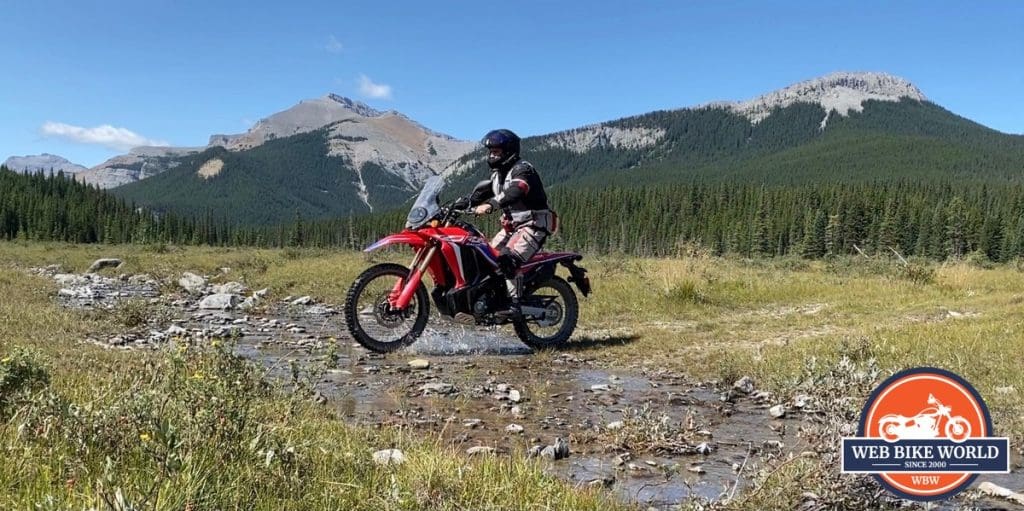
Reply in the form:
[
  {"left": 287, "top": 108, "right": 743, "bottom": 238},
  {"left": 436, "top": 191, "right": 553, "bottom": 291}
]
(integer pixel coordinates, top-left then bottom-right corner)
[{"left": 35, "top": 262, "right": 1024, "bottom": 510}]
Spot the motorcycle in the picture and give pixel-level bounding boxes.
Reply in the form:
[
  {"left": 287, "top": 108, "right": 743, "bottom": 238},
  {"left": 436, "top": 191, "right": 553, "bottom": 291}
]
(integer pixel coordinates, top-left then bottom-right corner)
[
  {"left": 342, "top": 176, "right": 591, "bottom": 353},
  {"left": 877, "top": 394, "right": 972, "bottom": 443}
]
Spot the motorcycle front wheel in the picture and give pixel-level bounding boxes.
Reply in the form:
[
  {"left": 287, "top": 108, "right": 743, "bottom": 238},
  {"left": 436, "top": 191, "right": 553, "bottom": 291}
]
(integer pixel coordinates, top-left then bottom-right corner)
[
  {"left": 513, "top": 276, "right": 579, "bottom": 350},
  {"left": 343, "top": 263, "right": 429, "bottom": 353}
]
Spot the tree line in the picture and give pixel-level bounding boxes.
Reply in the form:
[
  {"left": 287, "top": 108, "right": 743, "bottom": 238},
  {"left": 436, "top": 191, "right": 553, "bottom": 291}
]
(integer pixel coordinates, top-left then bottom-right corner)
[{"left": 4, "top": 166, "right": 1024, "bottom": 262}]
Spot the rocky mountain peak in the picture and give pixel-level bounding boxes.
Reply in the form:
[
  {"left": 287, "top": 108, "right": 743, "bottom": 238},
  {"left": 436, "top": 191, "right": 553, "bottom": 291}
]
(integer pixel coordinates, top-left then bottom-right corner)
[
  {"left": 3, "top": 153, "right": 88, "bottom": 175},
  {"left": 713, "top": 71, "right": 927, "bottom": 124},
  {"left": 325, "top": 94, "right": 384, "bottom": 117}
]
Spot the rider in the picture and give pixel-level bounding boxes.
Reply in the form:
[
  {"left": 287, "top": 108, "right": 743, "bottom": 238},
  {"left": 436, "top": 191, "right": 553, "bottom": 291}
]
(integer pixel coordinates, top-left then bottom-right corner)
[{"left": 469, "top": 129, "right": 556, "bottom": 317}]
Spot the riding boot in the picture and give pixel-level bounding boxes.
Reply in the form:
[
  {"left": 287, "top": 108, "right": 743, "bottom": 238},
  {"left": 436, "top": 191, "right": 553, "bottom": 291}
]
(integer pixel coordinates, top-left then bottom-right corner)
[{"left": 497, "top": 275, "right": 523, "bottom": 318}]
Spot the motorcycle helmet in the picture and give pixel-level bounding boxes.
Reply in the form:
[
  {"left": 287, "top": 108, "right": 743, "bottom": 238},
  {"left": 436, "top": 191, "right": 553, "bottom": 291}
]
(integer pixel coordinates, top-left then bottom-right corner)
[{"left": 483, "top": 129, "right": 520, "bottom": 171}]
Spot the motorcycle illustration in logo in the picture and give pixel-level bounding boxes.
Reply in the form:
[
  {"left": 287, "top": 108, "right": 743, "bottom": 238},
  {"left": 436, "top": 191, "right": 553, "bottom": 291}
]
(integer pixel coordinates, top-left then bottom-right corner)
[{"left": 878, "top": 394, "right": 972, "bottom": 443}]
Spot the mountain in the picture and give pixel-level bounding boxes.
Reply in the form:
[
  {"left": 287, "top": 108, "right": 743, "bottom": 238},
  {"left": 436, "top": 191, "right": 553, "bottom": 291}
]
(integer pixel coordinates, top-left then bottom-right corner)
[
  {"left": 446, "top": 71, "right": 1024, "bottom": 190},
  {"left": 113, "top": 71, "right": 1024, "bottom": 226},
  {"left": 3, "top": 153, "right": 87, "bottom": 175},
  {"left": 79, "top": 94, "right": 473, "bottom": 191},
  {"left": 110, "top": 95, "right": 475, "bottom": 224}
]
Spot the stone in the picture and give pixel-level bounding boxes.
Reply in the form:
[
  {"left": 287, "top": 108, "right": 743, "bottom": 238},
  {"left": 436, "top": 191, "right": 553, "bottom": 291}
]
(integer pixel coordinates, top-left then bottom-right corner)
[
  {"left": 590, "top": 384, "right": 610, "bottom": 392},
  {"left": 179, "top": 272, "right": 207, "bottom": 294},
  {"left": 87, "top": 258, "right": 122, "bottom": 272},
  {"left": 695, "top": 442, "right": 714, "bottom": 455},
  {"left": 768, "top": 404, "right": 786, "bottom": 418},
  {"left": 540, "top": 437, "right": 569, "bottom": 460},
  {"left": 165, "top": 325, "right": 187, "bottom": 336},
  {"left": 733, "top": 376, "right": 755, "bottom": 394},
  {"left": 420, "top": 383, "right": 455, "bottom": 395},
  {"left": 793, "top": 394, "right": 811, "bottom": 408},
  {"left": 527, "top": 445, "right": 544, "bottom": 458},
  {"left": 212, "top": 282, "right": 248, "bottom": 295},
  {"left": 687, "top": 465, "right": 705, "bottom": 474},
  {"left": 508, "top": 389, "right": 522, "bottom": 402},
  {"left": 463, "top": 419, "right": 482, "bottom": 428},
  {"left": 466, "top": 446, "right": 496, "bottom": 456},
  {"left": 606, "top": 420, "right": 625, "bottom": 431},
  {"left": 505, "top": 424, "right": 524, "bottom": 434},
  {"left": 372, "top": 449, "right": 405, "bottom": 466},
  {"left": 54, "top": 273, "right": 88, "bottom": 287},
  {"left": 978, "top": 482, "right": 1024, "bottom": 505},
  {"left": 291, "top": 295, "right": 314, "bottom": 305},
  {"left": 199, "top": 293, "right": 240, "bottom": 310},
  {"left": 408, "top": 359, "right": 430, "bottom": 370}
]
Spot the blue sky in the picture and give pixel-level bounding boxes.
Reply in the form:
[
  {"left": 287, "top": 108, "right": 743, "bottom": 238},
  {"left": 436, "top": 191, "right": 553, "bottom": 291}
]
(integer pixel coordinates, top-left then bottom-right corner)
[{"left": 2, "top": 0, "right": 1022, "bottom": 167}]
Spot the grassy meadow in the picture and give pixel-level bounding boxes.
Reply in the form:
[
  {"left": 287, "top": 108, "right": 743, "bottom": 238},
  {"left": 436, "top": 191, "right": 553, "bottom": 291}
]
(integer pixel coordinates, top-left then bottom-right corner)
[{"left": 2, "top": 240, "right": 1022, "bottom": 510}]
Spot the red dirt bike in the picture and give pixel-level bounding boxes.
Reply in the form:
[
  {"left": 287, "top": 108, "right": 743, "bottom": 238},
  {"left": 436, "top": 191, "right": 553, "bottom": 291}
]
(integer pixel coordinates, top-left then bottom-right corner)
[{"left": 343, "top": 176, "right": 591, "bottom": 353}]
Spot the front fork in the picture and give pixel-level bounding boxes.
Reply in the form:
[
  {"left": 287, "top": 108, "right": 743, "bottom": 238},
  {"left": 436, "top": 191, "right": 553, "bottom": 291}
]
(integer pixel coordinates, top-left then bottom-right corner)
[{"left": 388, "top": 242, "right": 438, "bottom": 310}]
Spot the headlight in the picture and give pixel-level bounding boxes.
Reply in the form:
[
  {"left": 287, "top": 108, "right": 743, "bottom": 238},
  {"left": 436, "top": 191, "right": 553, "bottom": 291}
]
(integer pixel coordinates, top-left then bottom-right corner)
[{"left": 407, "top": 207, "right": 428, "bottom": 225}]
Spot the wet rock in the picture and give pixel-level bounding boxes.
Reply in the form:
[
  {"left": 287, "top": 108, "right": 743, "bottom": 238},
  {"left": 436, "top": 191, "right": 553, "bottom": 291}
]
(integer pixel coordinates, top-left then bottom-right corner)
[
  {"left": 733, "top": 376, "right": 755, "bottom": 394},
  {"left": 179, "top": 272, "right": 207, "bottom": 294},
  {"left": 613, "top": 453, "right": 632, "bottom": 466},
  {"left": 199, "top": 294, "right": 240, "bottom": 310},
  {"left": 540, "top": 437, "right": 569, "bottom": 460},
  {"left": 291, "top": 295, "right": 314, "bottom": 306},
  {"left": 306, "top": 305, "right": 335, "bottom": 315},
  {"left": 695, "top": 442, "right": 714, "bottom": 455},
  {"left": 287, "top": 326, "right": 306, "bottom": 334},
  {"left": 466, "top": 446, "right": 496, "bottom": 456},
  {"left": 408, "top": 359, "right": 430, "bottom": 370},
  {"left": 87, "top": 258, "right": 122, "bottom": 272},
  {"left": 508, "top": 389, "right": 522, "bottom": 402},
  {"left": 372, "top": 449, "right": 405, "bottom": 466},
  {"left": 463, "top": 419, "right": 483, "bottom": 428},
  {"left": 527, "top": 445, "right": 544, "bottom": 458},
  {"left": 750, "top": 390, "right": 773, "bottom": 402},
  {"left": 590, "top": 384, "right": 610, "bottom": 392},
  {"left": 768, "top": 404, "right": 786, "bottom": 418},
  {"left": 687, "top": 465, "right": 705, "bottom": 474},
  {"left": 505, "top": 424, "right": 524, "bottom": 434},
  {"left": 587, "top": 476, "right": 615, "bottom": 488},
  {"left": 420, "top": 383, "right": 454, "bottom": 395}
]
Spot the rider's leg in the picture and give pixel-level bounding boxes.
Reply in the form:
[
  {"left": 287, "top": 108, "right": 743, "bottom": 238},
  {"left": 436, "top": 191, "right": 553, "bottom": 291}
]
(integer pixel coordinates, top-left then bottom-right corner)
[{"left": 497, "top": 226, "right": 547, "bottom": 316}]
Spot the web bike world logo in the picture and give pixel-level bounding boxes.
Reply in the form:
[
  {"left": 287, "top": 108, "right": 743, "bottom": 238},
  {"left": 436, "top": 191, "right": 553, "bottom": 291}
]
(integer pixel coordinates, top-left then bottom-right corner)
[{"left": 842, "top": 367, "right": 1010, "bottom": 501}]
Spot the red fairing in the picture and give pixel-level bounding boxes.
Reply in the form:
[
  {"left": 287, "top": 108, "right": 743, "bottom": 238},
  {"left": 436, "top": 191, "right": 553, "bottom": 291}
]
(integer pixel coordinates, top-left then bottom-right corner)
[
  {"left": 364, "top": 231, "right": 430, "bottom": 251},
  {"left": 364, "top": 230, "right": 448, "bottom": 287}
]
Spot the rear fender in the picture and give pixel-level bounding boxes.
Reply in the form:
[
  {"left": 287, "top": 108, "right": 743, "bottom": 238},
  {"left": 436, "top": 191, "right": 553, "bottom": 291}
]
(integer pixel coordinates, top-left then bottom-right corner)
[{"left": 560, "top": 259, "right": 591, "bottom": 297}]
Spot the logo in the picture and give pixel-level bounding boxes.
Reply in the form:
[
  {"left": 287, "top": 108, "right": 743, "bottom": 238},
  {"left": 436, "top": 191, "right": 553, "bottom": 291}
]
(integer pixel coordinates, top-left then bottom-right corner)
[{"left": 841, "top": 367, "right": 1009, "bottom": 501}]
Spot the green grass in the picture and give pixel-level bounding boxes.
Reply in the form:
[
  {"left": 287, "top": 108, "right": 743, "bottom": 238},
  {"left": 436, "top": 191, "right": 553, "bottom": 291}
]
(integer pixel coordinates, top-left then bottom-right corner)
[{"left": 2, "top": 241, "right": 1022, "bottom": 509}]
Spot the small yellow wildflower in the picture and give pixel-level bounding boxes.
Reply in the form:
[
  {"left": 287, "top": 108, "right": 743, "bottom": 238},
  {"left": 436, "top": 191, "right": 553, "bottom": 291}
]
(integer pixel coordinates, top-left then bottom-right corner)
[
  {"left": 211, "top": 340, "right": 221, "bottom": 348},
  {"left": 139, "top": 433, "right": 151, "bottom": 442},
  {"left": 1, "top": 357, "right": 11, "bottom": 364},
  {"left": 191, "top": 371, "right": 204, "bottom": 380}
]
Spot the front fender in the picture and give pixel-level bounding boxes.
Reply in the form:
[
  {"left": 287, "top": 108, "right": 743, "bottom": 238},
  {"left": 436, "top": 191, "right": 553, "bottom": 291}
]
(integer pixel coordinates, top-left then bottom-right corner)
[{"left": 364, "top": 231, "right": 429, "bottom": 252}]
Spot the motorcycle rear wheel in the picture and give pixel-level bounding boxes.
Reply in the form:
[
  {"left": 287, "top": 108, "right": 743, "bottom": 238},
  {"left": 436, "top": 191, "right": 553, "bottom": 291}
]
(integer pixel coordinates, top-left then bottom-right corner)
[
  {"left": 343, "top": 263, "right": 429, "bottom": 353},
  {"left": 513, "top": 276, "right": 578, "bottom": 349}
]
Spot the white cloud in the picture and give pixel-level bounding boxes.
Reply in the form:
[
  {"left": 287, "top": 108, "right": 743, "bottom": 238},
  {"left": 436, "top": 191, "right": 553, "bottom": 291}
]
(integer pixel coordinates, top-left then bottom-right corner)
[
  {"left": 326, "top": 35, "right": 344, "bottom": 54},
  {"left": 41, "top": 122, "right": 168, "bottom": 151},
  {"left": 358, "top": 74, "right": 393, "bottom": 100}
]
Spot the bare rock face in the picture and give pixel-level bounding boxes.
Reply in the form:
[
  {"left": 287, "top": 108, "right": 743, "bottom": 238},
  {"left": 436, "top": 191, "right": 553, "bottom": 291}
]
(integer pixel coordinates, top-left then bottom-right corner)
[
  {"left": 3, "top": 153, "right": 87, "bottom": 175},
  {"left": 709, "top": 71, "right": 927, "bottom": 126}
]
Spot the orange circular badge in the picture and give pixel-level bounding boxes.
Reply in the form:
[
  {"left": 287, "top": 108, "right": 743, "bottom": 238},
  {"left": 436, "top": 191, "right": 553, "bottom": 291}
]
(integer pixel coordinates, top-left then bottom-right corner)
[{"left": 842, "top": 367, "right": 1009, "bottom": 501}]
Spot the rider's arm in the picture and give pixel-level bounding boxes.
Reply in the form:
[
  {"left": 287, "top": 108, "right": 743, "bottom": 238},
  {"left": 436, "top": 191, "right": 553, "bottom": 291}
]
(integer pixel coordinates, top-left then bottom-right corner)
[
  {"left": 494, "top": 166, "right": 533, "bottom": 208},
  {"left": 469, "top": 179, "right": 494, "bottom": 206}
]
